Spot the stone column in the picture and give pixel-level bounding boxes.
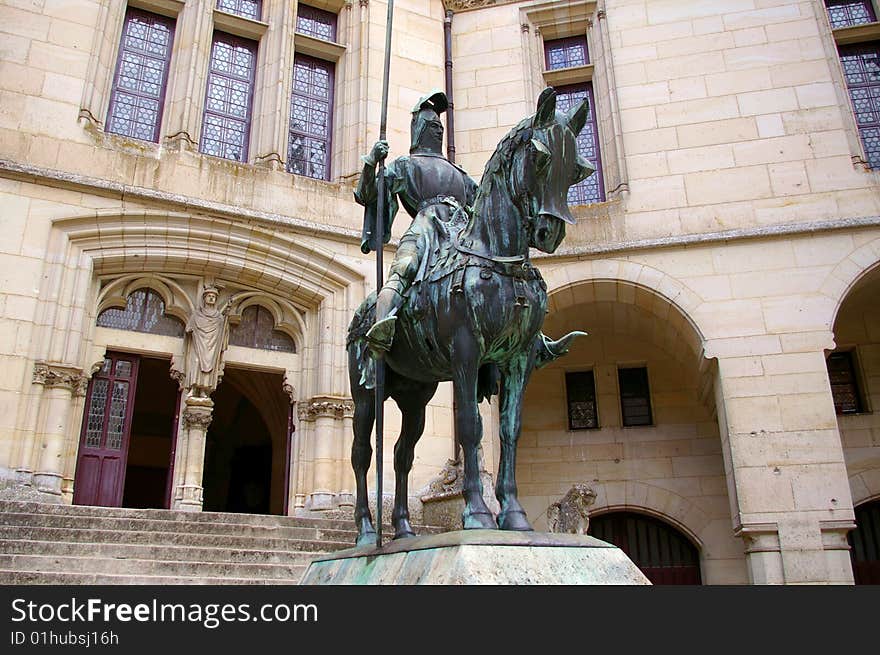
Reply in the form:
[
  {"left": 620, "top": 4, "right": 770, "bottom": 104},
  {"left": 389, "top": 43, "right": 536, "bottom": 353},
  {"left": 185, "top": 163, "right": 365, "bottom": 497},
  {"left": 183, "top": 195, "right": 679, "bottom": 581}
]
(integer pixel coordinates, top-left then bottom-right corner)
[
  {"left": 31, "top": 364, "right": 88, "bottom": 498},
  {"left": 299, "top": 396, "right": 352, "bottom": 511},
  {"left": 173, "top": 398, "right": 214, "bottom": 511},
  {"left": 713, "top": 350, "right": 856, "bottom": 584}
]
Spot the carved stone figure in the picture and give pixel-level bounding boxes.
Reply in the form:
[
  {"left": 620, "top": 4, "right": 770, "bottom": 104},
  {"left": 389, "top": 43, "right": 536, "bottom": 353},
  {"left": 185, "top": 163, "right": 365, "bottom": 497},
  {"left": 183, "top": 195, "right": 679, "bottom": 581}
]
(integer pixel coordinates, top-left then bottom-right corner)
[
  {"left": 547, "top": 484, "right": 597, "bottom": 535},
  {"left": 184, "top": 285, "right": 229, "bottom": 398},
  {"left": 348, "top": 88, "right": 594, "bottom": 545}
]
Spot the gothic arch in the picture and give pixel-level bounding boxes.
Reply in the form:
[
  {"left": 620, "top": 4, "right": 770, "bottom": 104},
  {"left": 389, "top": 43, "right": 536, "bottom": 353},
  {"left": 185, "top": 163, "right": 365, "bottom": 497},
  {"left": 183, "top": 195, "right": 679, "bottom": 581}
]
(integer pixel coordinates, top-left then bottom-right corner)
[
  {"left": 226, "top": 291, "right": 306, "bottom": 351},
  {"left": 96, "top": 274, "right": 193, "bottom": 323}
]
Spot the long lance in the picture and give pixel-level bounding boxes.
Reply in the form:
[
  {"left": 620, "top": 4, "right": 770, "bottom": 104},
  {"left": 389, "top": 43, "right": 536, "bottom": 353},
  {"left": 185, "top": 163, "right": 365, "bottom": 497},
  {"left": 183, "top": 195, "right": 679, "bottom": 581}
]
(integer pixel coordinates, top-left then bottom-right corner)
[{"left": 374, "top": 0, "right": 395, "bottom": 549}]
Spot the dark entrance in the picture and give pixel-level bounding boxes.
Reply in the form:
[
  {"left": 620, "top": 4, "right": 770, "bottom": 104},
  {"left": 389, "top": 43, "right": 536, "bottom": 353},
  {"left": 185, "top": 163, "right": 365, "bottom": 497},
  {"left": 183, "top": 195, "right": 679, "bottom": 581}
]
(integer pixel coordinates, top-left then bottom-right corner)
[
  {"left": 74, "top": 353, "right": 179, "bottom": 508},
  {"left": 202, "top": 367, "right": 289, "bottom": 515},
  {"left": 589, "top": 511, "right": 702, "bottom": 584},
  {"left": 121, "top": 357, "right": 180, "bottom": 508},
  {"left": 849, "top": 499, "right": 880, "bottom": 584}
]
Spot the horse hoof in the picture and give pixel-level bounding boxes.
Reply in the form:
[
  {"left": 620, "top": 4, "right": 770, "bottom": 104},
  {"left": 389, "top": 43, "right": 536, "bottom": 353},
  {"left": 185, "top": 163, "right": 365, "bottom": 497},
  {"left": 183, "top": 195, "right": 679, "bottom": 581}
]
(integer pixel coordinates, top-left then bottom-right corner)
[
  {"left": 498, "top": 510, "right": 533, "bottom": 531},
  {"left": 394, "top": 529, "right": 416, "bottom": 540},
  {"left": 393, "top": 518, "right": 417, "bottom": 540},
  {"left": 462, "top": 511, "right": 497, "bottom": 530},
  {"left": 356, "top": 531, "right": 378, "bottom": 548}
]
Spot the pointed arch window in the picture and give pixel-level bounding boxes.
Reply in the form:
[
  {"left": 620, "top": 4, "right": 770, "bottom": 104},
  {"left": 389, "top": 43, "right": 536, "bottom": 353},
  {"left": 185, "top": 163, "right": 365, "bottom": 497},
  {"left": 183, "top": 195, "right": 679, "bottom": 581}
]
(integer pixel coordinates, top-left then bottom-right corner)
[
  {"left": 230, "top": 305, "right": 296, "bottom": 353},
  {"left": 96, "top": 288, "right": 185, "bottom": 337}
]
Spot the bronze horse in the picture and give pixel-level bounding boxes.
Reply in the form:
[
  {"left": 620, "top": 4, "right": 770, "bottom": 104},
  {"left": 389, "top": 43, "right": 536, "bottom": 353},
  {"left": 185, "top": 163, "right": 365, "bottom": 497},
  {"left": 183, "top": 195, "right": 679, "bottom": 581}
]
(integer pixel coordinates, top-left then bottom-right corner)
[{"left": 348, "top": 88, "right": 593, "bottom": 545}]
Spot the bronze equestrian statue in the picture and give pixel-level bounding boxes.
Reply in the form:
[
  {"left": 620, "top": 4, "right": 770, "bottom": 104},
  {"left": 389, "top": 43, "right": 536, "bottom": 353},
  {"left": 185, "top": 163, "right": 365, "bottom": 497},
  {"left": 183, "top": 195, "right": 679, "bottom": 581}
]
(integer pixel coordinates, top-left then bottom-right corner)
[{"left": 348, "top": 88, "right": 593, "bottom": 546}]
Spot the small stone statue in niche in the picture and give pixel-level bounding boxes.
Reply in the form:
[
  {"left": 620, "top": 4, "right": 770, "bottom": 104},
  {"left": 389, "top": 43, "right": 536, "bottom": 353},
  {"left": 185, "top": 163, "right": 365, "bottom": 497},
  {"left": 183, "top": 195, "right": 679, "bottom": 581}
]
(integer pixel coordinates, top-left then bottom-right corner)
[{"left": 184, "top": 284, "right": 230, "bottom": 399}]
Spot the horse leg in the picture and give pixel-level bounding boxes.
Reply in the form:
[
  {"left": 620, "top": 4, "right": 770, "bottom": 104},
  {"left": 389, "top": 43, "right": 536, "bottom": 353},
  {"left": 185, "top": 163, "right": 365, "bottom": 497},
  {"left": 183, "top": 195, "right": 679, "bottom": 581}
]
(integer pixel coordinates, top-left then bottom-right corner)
[
  {"left": 351, "top": 390, "right": 377, "bottom": 546},
  {"left": 453, "top": 345, "right": 497, "bottom": 529},
  {"left": 391, "top": 382, "right": 436, "bottom": 539},
  {"left": 496, "top": 355, "right": 533, "bottom": 531}
]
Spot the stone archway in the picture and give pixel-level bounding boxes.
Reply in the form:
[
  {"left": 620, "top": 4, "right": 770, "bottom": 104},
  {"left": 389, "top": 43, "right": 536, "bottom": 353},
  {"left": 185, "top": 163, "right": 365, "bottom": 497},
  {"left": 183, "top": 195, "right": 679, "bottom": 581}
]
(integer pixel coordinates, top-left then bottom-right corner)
[{"left": 520, "top": 277, "right": 746, "bottom": 584}]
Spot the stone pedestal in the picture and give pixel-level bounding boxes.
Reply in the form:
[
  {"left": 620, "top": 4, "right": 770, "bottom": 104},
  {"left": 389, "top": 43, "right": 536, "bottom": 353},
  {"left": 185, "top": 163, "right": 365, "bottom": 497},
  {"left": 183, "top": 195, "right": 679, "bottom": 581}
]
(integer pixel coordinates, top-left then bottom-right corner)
[{"left": 301, "top": 530, "right": 651, "bottom": 585}]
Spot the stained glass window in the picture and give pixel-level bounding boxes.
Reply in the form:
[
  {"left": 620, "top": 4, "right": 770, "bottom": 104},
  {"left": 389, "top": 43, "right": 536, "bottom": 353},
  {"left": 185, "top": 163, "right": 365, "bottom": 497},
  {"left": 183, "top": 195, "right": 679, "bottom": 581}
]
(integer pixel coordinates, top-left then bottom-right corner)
[
  {"left": 96, "top": 288, "right": 185, "bottom": 337},
  {"left": 296, "top": 5, "right": 337, "bottom": 42},
  {"left": 545, "top": 36, "right": 589, "bottom": 70},
  {"left": 839, "top": 42, "right": 880, "bottom": 169},
  {"left": 619, "top": 367, "right": 653, "bottom": 427},
  {"left": 230, "top": 305, "right": 296, "bottom": 352},
  {"left": 555, "top": 83, "right": 604, "bottom": 205},
  {"left": 566, "top": 370, "right": 598, "bottom": 430},
  {"left": 216, "top": 0, "right": 262, "bottom": 21},
  {"left": 825, "top": 0, "right": 876, "bottom": 28},
  {"left": 85, "top": 378, "right": 109, "bottom": 448},
  {"left": 106, "top": 8, "right": 175, "bottom": 143},
  {"left": 200, "top": 33, "right": 257, "bottom": 162},
  {"left": 288, "top": 54, "right": 334, "bottom": 180}
]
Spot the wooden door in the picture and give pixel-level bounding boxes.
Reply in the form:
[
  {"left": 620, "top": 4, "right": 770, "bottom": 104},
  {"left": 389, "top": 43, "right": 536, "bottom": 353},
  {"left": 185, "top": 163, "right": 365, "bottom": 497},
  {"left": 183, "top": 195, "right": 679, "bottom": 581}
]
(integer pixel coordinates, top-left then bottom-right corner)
[{"left": 73, "top": 353, "right": 140, "bottom": 507}]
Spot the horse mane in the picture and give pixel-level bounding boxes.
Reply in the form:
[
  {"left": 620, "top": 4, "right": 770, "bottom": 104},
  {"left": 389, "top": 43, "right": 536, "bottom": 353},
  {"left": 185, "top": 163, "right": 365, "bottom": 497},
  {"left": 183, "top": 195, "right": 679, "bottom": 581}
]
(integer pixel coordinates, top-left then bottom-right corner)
[{"left": 480, "top": 115, "right": 533, "bottom": 181}]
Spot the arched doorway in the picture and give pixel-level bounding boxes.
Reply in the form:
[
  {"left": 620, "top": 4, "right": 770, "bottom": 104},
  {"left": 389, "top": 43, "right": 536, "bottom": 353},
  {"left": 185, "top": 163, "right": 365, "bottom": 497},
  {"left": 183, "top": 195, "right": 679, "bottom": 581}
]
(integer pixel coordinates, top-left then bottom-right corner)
[
  {"left": 589, "top": 511, "right": 702, "bottom": 584},
  {"left": 202, "top": 367, "right": 290, "bottom": 515},
  {"left": 849, "top": 499, "right": 880, "bottom": 584}
]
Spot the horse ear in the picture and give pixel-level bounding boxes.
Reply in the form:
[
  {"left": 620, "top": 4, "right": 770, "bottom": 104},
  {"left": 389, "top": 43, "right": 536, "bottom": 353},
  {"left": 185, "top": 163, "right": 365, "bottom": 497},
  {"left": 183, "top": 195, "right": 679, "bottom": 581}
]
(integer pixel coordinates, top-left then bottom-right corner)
[
  {"left": 534, "top": 87, "right": 557, "bottom": 128},
  {"left": 566, "top": 98, "right": 590, "bottom": 136}
]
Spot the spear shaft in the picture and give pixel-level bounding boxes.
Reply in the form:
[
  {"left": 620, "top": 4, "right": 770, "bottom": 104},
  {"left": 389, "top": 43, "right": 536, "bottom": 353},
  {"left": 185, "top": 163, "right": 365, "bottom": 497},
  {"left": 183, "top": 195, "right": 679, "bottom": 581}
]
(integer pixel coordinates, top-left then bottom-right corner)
[{"left": 374, "top": 0, "right": 395, "bottom": 549}]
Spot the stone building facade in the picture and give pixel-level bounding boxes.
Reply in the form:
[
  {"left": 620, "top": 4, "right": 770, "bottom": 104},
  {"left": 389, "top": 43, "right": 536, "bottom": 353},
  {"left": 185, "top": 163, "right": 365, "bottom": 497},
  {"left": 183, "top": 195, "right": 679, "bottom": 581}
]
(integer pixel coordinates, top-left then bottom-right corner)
[{"left": 1, "top": 0, "right": 879, "bottom": 584}]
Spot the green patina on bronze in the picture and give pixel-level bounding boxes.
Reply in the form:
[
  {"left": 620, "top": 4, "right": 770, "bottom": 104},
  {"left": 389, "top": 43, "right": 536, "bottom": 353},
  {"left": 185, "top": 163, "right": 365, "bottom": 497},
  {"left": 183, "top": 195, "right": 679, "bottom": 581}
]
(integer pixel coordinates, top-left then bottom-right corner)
[{"left": 348, "top": 88, "right": 594, "bottom": 546}]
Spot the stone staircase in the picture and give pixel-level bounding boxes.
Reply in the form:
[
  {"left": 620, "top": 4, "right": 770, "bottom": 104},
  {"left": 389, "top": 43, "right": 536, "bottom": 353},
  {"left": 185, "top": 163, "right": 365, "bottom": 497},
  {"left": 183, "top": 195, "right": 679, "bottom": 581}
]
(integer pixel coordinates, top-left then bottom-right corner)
[{"left": 0, "top": 501, "right": 442, "bottom": 584}]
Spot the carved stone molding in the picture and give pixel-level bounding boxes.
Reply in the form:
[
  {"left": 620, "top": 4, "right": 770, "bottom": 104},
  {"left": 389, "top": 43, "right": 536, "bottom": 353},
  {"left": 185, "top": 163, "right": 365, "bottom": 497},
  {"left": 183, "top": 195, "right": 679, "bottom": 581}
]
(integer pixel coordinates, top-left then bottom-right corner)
[
  {"left": 298, "top": 396, "right": 354, "bottom": 421},
  {"left": 443, "top": 0, "right": 496, "bottom": 11},
  {"left": 282, "top": 380, "right": 296, "bottom": 404},
  {"left": 736, "top": 522, "right": 780, "bottom": 554},
  {"left": 32, "top": 363, "right": 89, "bottom": 396}
]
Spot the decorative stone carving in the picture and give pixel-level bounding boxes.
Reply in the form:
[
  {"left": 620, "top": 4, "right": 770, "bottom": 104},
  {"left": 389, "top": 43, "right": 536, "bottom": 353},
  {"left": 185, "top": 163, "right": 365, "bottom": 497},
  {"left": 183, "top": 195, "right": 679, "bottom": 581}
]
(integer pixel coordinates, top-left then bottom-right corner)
[
  {"left": 182, "top": 404, "right": 214, "bottom": 430},
  {"left": 546, "top": 484, "right": 596, "bottom": 535},
  {"left": 298, "top": 396, "right": 355, "bottom": 421},
  {"left": 443, "top": 0, "right": 497, "bottom": 11},
  {"left": 184, "top": 283, "right": 230, "bottom": 398},
  {"left": 32, "top": 363, "right": 89, "bottom": 395},
  {"left": 282, "top": 379, "right": 296, "bottom": 404}
]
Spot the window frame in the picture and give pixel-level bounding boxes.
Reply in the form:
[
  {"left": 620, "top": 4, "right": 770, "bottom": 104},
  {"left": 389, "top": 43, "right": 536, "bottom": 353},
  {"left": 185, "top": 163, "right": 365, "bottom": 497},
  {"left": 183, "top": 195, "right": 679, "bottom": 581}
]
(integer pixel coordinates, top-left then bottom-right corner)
[
  {"left": 199, "top": 31, "right": 259, "bottom": 163},
  {"left": 105, "top": 7, "right": 177, "bottom": 144},
  {"left": 287, "top": 53, "right": 336, "bottom": 181},
  {"left": 618, "top": 366, "right": 654, "bottom": 428},
  {"left": 827, "top": 348, "right": 868, "bottom": 415},
  {"left": 565, "top": 369, "right": 600, "bottom": 430}
]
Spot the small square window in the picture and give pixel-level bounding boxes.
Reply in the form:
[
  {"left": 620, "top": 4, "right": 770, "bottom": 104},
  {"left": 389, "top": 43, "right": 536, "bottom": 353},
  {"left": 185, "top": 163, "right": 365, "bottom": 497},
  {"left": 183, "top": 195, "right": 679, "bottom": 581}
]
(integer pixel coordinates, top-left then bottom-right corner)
[
  {"left": 618, "top": 367, "right": 652, "bottom": 427},
  {"left": 565, "top": 370, "right": 598, "bottom": 430}
]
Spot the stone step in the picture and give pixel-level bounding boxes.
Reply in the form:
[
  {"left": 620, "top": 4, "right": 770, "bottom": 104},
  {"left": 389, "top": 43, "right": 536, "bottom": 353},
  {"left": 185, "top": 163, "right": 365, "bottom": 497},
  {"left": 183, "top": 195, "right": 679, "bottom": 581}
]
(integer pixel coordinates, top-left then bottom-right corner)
[
  {"left": 0, "top": 539, "right": 321, "bottom": 566},
  {"left": 0, "top": 525, "right": 351, "bottom": 553},
  {"left": 0, "top": 511, "right": 359, "bottom": 543},
  {"left": 0, "top": 500, "right": 359, "bottom": 531},
  {"left": 0, "top": 553, "right": 311, "bottom": 580},
  {"left": 0, "top": 569, "right": 303, "bottom": 585}
]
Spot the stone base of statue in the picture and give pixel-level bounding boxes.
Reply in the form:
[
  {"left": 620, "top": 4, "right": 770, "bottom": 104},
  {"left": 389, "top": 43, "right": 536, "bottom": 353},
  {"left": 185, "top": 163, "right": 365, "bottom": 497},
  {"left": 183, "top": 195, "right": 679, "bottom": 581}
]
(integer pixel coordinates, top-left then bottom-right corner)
[{"left": 300, "top": 530, "right": 650, "bottom": 585}]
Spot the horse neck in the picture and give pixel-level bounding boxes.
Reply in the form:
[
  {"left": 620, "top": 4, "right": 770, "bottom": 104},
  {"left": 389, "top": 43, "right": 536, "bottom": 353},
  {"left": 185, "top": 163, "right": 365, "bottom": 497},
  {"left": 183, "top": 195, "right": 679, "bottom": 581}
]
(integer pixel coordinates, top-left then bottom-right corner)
[{"left": 464, "top": 170, "right": 528, "bottom": 259}]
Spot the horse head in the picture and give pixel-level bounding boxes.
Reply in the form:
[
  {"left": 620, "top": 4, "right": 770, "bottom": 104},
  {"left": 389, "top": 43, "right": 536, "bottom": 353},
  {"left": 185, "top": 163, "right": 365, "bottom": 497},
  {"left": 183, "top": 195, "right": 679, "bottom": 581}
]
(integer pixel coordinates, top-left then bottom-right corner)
[{"left": 520, "top": 87, "right": 594, "bottom": 253}]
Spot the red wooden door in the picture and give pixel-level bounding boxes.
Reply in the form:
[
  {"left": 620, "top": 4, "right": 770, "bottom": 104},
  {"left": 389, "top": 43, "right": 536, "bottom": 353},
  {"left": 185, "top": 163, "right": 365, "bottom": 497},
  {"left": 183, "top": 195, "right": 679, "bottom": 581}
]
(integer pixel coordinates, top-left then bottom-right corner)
[
  {"left": 163, "top": 390, "right": 183, "bottom": 509},
  {"left": 73, "top": 353, "right": 140, "bottom": 507}
]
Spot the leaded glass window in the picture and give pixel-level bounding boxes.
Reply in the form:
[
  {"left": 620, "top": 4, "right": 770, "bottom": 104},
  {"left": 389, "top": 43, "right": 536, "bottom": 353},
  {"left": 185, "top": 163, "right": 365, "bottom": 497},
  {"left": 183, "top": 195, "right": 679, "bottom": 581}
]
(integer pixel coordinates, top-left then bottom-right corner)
[
  {"left": 230, "top": 305, "right": 296, "bottom": 353},
  {"left": 827, "top": 350, "right": 864, "bottom": 414},
  {"left": 200, "top": 33, "right": 257, "bottom": 162},
  {"left": 296, "top": 5, "right": 337, "bottom": 42},
  {"left": 565, "top": 370, "right": 598, "bottom": 430},
  {"left": 217, "top": 0, "right": 262, "bottom": 20},
  {"left": 825, "top": 0, "right": 876, "bottom": 28},
  {"left": 619, "top": 367, "right": 652, "bottom": 427},
  {"left": 85, "top": 377, "right": 109, "bottom": 448},
  {"left": 545, "top": 36, "right": 589, "bottom": 70},
  {"left": 106, "top": 8, "right": 175, "bottom": 143},
  {"left": 839, "top": 42, "right": 880, "bottom": 169},
  {"left": 288, "top": 54, "right": 334, "bottom": 180},
  {"left": 556, "top": 83, "right": 604, "bottom": 205},
  {"left": 97, "top": 288, "right": 185, "bottom": 337}
]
